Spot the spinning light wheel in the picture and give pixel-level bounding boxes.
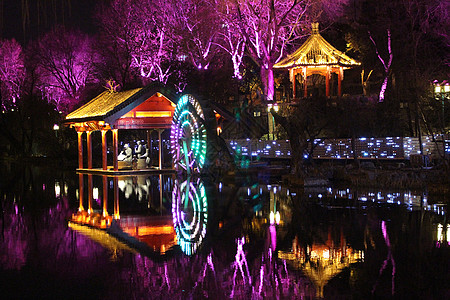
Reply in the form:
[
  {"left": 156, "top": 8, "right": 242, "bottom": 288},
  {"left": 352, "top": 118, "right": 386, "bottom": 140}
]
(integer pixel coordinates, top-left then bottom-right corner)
[
  {"left": 170, "top": 94, "right": 207, "bottom": 173},
  {"left": 172, "top": 178, "right": 208, "bottom": 255}
]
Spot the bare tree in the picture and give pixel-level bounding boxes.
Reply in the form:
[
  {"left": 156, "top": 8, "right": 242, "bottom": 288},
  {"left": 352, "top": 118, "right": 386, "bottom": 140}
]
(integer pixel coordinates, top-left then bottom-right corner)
[
  {"left": 229, "top": 0, "right": 311, "bottom": 102},
  {"left": 165, "top": 0, "right": 221, "bottom": 71},
  {"left": 369, "top": 29, "right": 393, "bottom": 103},
  {"left": 34, "top": 27, "right": 97, "bottom": 113},
  {"left": 0, "top": 39, "right": 26, "bottom": 111}
]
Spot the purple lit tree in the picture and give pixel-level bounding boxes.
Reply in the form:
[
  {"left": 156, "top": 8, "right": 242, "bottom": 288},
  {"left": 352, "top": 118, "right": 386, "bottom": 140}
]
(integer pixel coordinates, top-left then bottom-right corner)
[
  {"left": 97, "top": 0, "right": 180, "bottom": 87},
  {"left": 34, "top": 27, "right": 97, "bottom": 113},
  {"left": 215, "top": 3, "right": 246, "bottom": 79},
  {"left": 0, "top": 39, "right": 26, "bottom": 111},
  {"left": 228, "top": 0, "right": 311, "bottom": 102},
  {"left": 369, "top": 29, "right": 392, "bottom": 103},
  {"left": 166, "top": 0, "right": 221, "bottom": 71}
]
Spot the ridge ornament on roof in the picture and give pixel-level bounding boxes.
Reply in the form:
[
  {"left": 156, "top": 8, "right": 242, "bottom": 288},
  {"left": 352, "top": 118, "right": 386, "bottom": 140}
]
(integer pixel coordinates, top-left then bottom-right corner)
[{"left": 274, "top": 23, "right": 360, "bottom": 98}]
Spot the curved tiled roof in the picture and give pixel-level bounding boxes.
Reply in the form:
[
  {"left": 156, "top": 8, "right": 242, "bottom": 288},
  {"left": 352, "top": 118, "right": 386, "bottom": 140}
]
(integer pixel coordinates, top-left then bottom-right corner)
[{"left": 274, "top": 23, "right": 360, "bottom": 69}]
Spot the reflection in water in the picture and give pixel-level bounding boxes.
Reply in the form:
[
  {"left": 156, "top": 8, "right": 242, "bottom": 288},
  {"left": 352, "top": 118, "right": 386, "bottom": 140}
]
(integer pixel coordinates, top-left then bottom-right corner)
[
  {"left": 436, "top": 223, "right": 450, "bottom": 246},
  {"left": 70, "top": 173, "right": 177, "bottom": 256},
  {"left": 279, "top": 226, "right": 364, "bottom": 298},
  {"left": 372, "top": 220, "right": 396, "bottom": 296},
  {"left": 2, "top": 163, "right": 449, "bottom": 299},
  {"left": 172, "top": 177, "right": 208, "bottom": 255}
]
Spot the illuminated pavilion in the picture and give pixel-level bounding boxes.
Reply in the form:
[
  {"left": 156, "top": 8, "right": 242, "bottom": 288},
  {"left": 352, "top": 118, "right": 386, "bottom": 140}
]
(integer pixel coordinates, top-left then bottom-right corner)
[
  {"left": 65, "top": 83, "right": 177, "bottom": 173},
  {"left": 274, "top": 23, "right": 360, "bottom": 99},
  {"left": 278, "top": 228, "right": 364, "bottom": 298}
]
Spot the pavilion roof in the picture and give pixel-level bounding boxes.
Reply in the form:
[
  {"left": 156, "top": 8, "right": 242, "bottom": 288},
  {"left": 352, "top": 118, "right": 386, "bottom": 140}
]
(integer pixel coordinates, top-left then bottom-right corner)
[
  {"left": 64, "top": 83, "right": 175, "bottom": 125},
  {"left": 274, "top": 23, "right": 360, "bottom": 69},
  {"left": 65, "top": 88, "right": 143, "bottom": 122}
]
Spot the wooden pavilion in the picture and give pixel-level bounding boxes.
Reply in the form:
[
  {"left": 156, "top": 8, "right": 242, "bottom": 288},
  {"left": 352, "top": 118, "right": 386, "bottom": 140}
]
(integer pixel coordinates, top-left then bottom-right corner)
[
  {"left": 64, "top": 83, "right": 177, "bottom": 173},
  {"left": 274, "top": 23, "right": 360, "bottom": 99}
]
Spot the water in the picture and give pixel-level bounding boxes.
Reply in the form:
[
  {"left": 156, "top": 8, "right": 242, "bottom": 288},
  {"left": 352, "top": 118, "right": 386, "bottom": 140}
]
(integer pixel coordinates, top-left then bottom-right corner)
[{"left": 0, "top": 162, "right": 449, "bottom": 299}]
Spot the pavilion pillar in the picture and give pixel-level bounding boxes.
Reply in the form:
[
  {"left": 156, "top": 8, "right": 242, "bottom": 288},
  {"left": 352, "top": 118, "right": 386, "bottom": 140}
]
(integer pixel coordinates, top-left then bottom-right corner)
[
  {"left": 102, "top": 175, "right": 108, "bottom": 217},
  {"left": 87, "top": 174, "right": 93, "bottom": 214},
  {"left": 78, "top": 174, "right": 84, "bottom": 212},
  {"left": 326, "top": 67, "right": 330, "bottom": 97},
  {"left": 159, "top": 174, "right": 163, "bottom": 216},
  {"left": 303, "top": 67, "right": 308, "bottom": 98},
  {"left": 290, "top": 68, "right": 296, "bottom": 99},
  {"left": 338, "top": 67, "right": 343, "bottom": 97},
  {"left": 101, "top": 130, "right": 108, "bottom": 170},
  {"left": 77, "top": 131, "right": 83, "bottom": 169},
  {"left": 86, "top": 131, "right": 93, "bottom": 169},
  {"left": 112, "top": 129, "right": 119, "bottom": 171},
  {"left": 113, "top": 176, "right": 120, "bottom": 219},
  {"left": 158, "top": 129, "right": 163, "bottom": 170},
  {"left": 146, "top": 130, "right": 151, "bottom": 154}
]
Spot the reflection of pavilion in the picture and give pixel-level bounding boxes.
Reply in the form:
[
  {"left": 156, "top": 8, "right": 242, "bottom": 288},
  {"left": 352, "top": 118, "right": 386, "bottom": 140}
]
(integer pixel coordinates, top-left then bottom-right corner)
[
  {"left": 278, "top": 228, "right": 364, "bottom": 298},
  {"left": 69, "top": 174, "right": 209, "bottom": 257},
  {"left": 70, "top": 173, "right": 177, "bottom": 256}
]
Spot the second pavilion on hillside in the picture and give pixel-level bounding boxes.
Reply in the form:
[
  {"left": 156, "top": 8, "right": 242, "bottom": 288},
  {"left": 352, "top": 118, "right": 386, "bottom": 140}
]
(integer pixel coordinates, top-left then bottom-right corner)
[{"left": 274, "top": 23, "right": 360, "bottom": 99}]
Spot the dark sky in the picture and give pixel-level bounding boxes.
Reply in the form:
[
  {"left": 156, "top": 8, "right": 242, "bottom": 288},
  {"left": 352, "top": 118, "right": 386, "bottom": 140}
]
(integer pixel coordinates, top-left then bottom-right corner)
[{"left": 1, "top": 0, "right": 99, "bottom": 44}]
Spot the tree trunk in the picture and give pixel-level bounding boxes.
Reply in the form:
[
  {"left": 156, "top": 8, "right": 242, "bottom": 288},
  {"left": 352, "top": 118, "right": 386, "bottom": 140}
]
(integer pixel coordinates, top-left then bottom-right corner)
[{"left": 261, "top": 62, "right": 275, "bottom": 101}]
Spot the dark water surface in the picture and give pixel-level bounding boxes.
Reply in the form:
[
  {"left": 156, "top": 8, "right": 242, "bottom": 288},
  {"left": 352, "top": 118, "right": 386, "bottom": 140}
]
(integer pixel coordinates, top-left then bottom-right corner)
[{"left": 1, "top": 162, "right": 449, "bottom": 299}]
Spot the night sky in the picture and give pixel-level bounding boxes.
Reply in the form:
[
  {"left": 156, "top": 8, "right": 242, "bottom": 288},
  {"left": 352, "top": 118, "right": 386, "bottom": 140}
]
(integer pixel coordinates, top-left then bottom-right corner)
[{"left": 0, "top": 0, "right": 98, "bottom": 43}]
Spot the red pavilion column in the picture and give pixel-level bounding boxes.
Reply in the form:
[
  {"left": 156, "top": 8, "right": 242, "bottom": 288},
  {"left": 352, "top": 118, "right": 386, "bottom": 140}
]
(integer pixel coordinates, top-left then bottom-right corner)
[
  {"left": 303, "top": 67, "right": 308, "bottom": 98},
  {"left": 326, "top": 67, "right": 330, "bottom": 97},
  {"left": 77, "top": 131, "right": 83, "bottom": 169},
  {"left": 290, "top": 68, "right": 297, "bottom": 99},
  {"left": 102, "top": 175, "right": 108, "bottom": 217},
  {"left": 338, "top": 67, "right": 343, "bottom": 97},
  {"left": 112, "top": 129, "right": 119, "bottom": 171},
  {"left": 101, "top": 130, "right": 108, "bottom": 170},
  {"left": 158, "top": 129, "right": 163, "bottom": 170},
  {"left": 86, "top": 131, "right": 92, "bottom": 169},
  {"left": 113, "top": 176, "right": 120, "bottom": 219}
]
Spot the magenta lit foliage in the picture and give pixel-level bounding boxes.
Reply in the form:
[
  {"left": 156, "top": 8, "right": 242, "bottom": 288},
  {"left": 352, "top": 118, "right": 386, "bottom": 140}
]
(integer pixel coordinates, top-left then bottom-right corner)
[
  {"left": 35, "top": 27, "right": 98, "bottom": 114},
  {"left": 228, "top": 0, "right": 312, "bottom": 101},
  {"left": 99, "top": 0, "right": 177, "bottom": 86},
  {"left": 0, "top": 39, "right": 26, "bottom": 111}
]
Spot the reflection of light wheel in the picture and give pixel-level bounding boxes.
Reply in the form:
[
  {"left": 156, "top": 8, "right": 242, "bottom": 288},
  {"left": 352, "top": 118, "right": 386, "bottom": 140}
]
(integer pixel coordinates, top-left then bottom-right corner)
[
  {"left": 170, "top": 94, "right": 207, "bottom": 173},
  {"left": 172, "top": 178, "right": 208, "bottom": 255}
]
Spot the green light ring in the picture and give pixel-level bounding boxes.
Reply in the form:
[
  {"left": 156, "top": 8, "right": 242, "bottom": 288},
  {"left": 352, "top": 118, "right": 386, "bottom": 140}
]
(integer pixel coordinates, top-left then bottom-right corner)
[
  {"left": 170, "top": 94, "right": 208, "bottom": 173},
  {"left": 172, "top": 179, "right": 208, "bottom": 256}
]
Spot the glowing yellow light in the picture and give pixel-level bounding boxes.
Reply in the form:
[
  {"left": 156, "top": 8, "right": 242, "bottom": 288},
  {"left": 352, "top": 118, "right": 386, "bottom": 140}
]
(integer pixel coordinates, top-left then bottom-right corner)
[
  {"left": 323, "top": 249, "right": 330, "bottom": 260},
  {"left": 269, "top": 211, "right": 275, "bottom": 225},
  {"left": 274, "top": 104, "right": 279, "bottom": 112},
  {"left": 55, "top": 182, "right": 61, "bottom": 198},
  {"left": 435, "top": 85, "right": 441, "bottom": 93},
  {"left": 93, "top": 187, "right": 99, "bottom": 200},
  {"left": 275, "top": 211, "right": 280, "bottom": 225},
  {"left": 444, "top": 84, "right": 450, "bottom": 93},
  {"left": 437, "top": 224, "right": 443, "bottom": 241},
  {"left": 135, "top": 225, "right": 174, "bottom": 236},
  {"left": 136, "top": 111, "right": 172, "bottom": 118}
]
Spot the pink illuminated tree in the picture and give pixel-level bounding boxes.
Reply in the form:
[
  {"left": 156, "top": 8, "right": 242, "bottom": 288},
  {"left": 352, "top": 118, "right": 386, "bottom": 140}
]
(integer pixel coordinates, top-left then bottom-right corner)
[
  {"left": 228, "top": 0, "right": 312, "bottom": 101},
  {"left": 369, "top": 29, "right": 393, "bottom": 103},
  {"left": 165, "top": 0, "right": 221, "bottom": 71},
  {"left": 97, "top": 0, "right": 179, "bottom": 86},
  {"left": 0, "top": 39, "right": 26, "bottom": 111},
  {"left": 215, "top": 3, "right": 246, "bottom": 79},
  {"left": 34, "top": 27, "right": 97, "bottom": 113}
]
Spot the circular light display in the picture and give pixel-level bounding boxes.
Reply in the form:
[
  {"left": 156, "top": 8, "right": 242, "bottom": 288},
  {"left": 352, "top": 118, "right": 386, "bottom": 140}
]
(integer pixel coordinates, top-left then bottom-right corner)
[
  {"left": 170, "top": 94, "right": 207, "bottom": 173},
  {"left": 172, "top": 178, "right": 208, "bottom": 256}
]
